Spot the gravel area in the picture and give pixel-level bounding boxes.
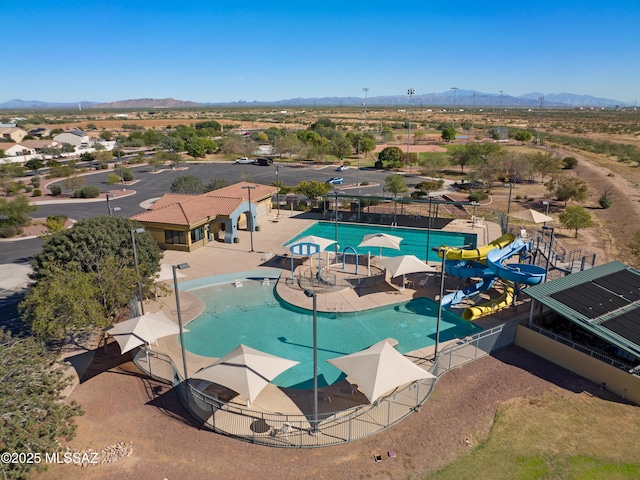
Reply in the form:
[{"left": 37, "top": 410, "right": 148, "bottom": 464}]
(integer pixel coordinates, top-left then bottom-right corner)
[{"left": 37, "top": 345, "right": 611, "bottom": 480}]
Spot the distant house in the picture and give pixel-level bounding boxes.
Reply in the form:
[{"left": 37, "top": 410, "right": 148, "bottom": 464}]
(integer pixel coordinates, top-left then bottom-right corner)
[
  {"left": 0, "top": 142, "right": 32, "bottom": 157},
  {"left": 0, "top": 127, "right": 28, "bottom": 143},
  {"left": 28, "top": 127, "right": 52, "bottom": 138},
  {"left": 53, "top": 128, "right": 90, "bottom": 146},
  {"left": 130, "top": 182, "right": 277, "bottom": 252},
  {"left": 20, "top": 139, "right": 58, "bottom": 153}
]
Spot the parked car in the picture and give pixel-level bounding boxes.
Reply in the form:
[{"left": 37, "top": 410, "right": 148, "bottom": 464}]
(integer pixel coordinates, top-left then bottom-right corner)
[
  {"left": 336, "top": 165, "right": 349, "bottom": 171},
  {"left": 326, "top": 177, "right": 344, "bottom": 185},
  {"left": 256, "top": 158, "right": 273, "bottom": 166},
  {"left": 235, "top": 157, "right": 254, "bottom": 164}
]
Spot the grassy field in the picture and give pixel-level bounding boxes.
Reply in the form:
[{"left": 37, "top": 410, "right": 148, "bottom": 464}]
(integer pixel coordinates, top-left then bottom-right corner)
[{"left": 426, "top": 390, "right": 640, "bottom": 480}]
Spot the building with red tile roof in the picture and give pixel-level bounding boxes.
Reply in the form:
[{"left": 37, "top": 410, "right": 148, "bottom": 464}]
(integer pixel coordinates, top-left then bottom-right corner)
[{"left": 131, "top": 182, "right": 277, "bottom": 252}]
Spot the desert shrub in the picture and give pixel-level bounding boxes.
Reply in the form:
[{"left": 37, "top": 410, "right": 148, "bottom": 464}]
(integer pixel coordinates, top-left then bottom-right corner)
[
  {"left": 468, "top": 191, "right": 488, "bottom": 202},
  {"left": 106, "top": 173, "right": 121, "bottom": 185},
  {"left": 25, "top": 186, "right": 33, "bottom": 193},
  {"left": 0, "top": 226, "right": 21, "bottom": 238},
  {"left": 49, "top": 184, "right": 62, "bottom": 196},
  {"left": 33, "top": 189, "right": 42, "bottom": 197},
  {"left": 74, "top": 185, "right": 100, "bottom": 198},
  {"left": 599, "top": 194, "right": 613, "bottom": 209},
  {"left": 31, "top": 175, "right": 41, "bottom": 188},
  {"left": 562, "top": 156, "right": 578, "bottom": 169},
  {"left": 121, "top": 168, "right": 135, "bottom": 181}
]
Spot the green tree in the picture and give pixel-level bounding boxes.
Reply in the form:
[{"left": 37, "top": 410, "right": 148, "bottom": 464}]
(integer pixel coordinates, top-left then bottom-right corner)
[
  {"left": 331, "top": 136, "right": 353, "bottom": 159},
  {"left": 148, "top": 150, "right": 171, "bottom": 171},
  {"left": 450, "top": 142, "right": 506, "bottom": 174},
  {"left": 185, "top": 136, "right": 207, "bottom": 159},
  {"left": 513, "top": 130, "right": 533, "bottom": 144},
  {"left": 295, "top": 180, "right": 331, "bottom": 198},
  {"left": 558, "top": 205, "right": 593, "bottom": 238},
  {"left": 554, "top": 175, "right": 589, "bottom": 206},
  {"left": 384, "top": 174, "right": 408, "bottom": 197},
  {"left": 377, "top": 146, "right": 404, "bottom": 168},
  {"left": 598, "top": 186, "right": 613, "bottom": 209},
  {"left": 30, "top": 216, "right": 162, "bottom": 323},
  {"left": 530, "top": 152, "right": 561, "bottom": 182},
  {"left": 24, "top": 158, "right": 44, "bottom": 172},
  {"left": 441, "top": 126, "right": 456, "bottom": 142},
  {"left": 0, "top": 195, "right": 38, "bottom": 233},
  {"left": 19, "top": 262, "right": 106, "bottom": 339},
  {"left": 170, "top": 175, "right": 205, "bottom": 194},
  {"left": 0, "top": 331, "right": 82, "bottom": 480},
  {"left": 195, "top": 120, "right": 222, "bottom": 132},
  {"left": 562, "top": 156, "right": 578, "bottom": 169},
  {"left": 99, "top": 130, "right": 113, "bottom": 140},
  {"left": 414, "top": 179, "right": 444, "bottom": 196}
]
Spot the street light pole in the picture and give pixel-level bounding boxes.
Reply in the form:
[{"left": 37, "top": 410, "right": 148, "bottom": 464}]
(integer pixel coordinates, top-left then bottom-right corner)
[
  {"left": 130, "top": 228, "right": 145, "bottom": 315},
  {"left": 536, "top": 95, "right": 544, "bottom": 146},
  {"left": 432, "top": 247, "right": 448, "bottom": 359},
  {"left": 451, "top": 87, "right": 459, "bottom": 129},
  {"left": 334, "top": 190, "right": 339, "bottom": 254},
  {"left": 304, "top": 289, "right": 319, "bottom": 433},
  {"left": 275, "top": 164, "right": 280, "bottom": 218},
  {"left": 407, "top": 88, "right": 415, "bottom": 158},
  {"left": 116, "top": 139, "right": 125, "bottom": 191},
  {"left": 504, "top": 182, "right": 514, "bottom": 233},
  {"left": 498, "top": 90, "right": 504, "bottom": 140},
  {"left": 172, "top": 263, "right": 190, "bottom": 381},
  {"left": 106, "top": 193, "right": 114, "bottom": 216},
  {"left": 241, "top": 185, "right": 257, "bottom": 252}
]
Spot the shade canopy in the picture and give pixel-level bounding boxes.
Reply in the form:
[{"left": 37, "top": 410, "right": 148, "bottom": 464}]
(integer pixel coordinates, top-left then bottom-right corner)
[
  {"left": 292, "top": 235, "right": 337, "bottom": 251},
  {"left": 327, "top": 339, "right": 435, "bottom": 403},
  {"left": 358, "top": 233, "right": 404, "bottom": 257},
  {"left": 508, "top": 209, "right": 554, "bottom": 224},
  {"left": 379, "top": 255, "right": 436, "bottom": 278},
  {"left": 191, "top": 344, "right": 299, "bottom": 406},
  {"left": 107, "top": 311, "right": 184, "bottom": 354}
]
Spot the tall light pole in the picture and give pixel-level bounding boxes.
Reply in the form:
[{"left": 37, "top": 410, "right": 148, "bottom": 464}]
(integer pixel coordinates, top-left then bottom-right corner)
[
  {"left": 241, "top": 185, "right": 257, "bottom": 252},
  {"left": 106, "top": 193, "right": 117, "bottom": 216},
  {"left": 130, "top": 227, "right": 145, "bottom": 315},
  {"left": 471, "top": 92, "right": 477, "bottom": 139},
  {"left": 333, "top": 190, "right": 339, "bottom": 254},
  {"left": 451, "top": 87, "right": 459, "bottom": 129},
  {"left": 536, "top": 95, "right": 544, "bottom": 146},
  {"left": 407, "top": 89, "right": 415, "bottom": 158},
  {"left": 116, "top": 139, "right": 125, "bottom": 191},
  {"left": 432, "top": 247, "right": 448, "bottom": 359},
  {"left": 362, "top": 87, "right": 369, "bottom": 130},
  {"left": 304, "top": 288, "right": 319, "bottom": 433},
  {"left": 504, "top": 182, "right": 513, "bottom": 233},
  {"left": 498, "top": 90, "right": 504, "bottom": 140},
  {"left": 275, "top": 164, "right": 280, "bottom": 218},
  {"left": 172, "top": 263, "right": 190, "bottom": 381},
  {"left": 356, "top": 137, "right": 360, "bottom": 187}
]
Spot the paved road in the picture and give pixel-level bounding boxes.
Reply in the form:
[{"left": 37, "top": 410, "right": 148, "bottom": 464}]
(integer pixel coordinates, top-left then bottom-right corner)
[{"left": 0, "top": 162, "right": 423, "bottom": 264}]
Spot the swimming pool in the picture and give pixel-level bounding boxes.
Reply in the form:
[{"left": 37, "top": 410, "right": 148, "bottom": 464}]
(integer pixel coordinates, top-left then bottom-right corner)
[
  {"left": 181, "top": 274, "right": 482, "bottom": 389},
  {"left": 285, "top": 222, "right": 477, "bottom": 263}
]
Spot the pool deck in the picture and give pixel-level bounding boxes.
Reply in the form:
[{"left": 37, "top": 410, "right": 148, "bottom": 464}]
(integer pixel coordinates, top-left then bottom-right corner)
[{"left": 145, "top": 211, "right": 530, "bottom": 419}]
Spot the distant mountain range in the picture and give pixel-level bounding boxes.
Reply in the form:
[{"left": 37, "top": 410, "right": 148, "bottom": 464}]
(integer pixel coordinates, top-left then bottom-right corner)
[{"left": 0, "top": 91, "right": 633, "bottom": 110}]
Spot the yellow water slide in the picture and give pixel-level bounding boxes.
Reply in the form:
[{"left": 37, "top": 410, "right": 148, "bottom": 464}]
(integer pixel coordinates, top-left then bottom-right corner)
[
  {"left": 438, "top": 233, "right": 516, "bottom": 262},
  {"left": 462, "top": 281, "right": 515, "bottom": 321}
]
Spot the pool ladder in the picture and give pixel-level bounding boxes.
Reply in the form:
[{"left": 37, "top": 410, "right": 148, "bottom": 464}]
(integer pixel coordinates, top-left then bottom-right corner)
[{"left": 333, "top": 303, "right": 343, "bottom": 319}]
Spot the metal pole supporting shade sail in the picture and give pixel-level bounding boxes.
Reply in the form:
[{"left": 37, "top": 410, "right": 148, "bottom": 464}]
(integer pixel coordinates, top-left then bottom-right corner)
[
  {"left": 327, "top": 339, "right": 435, "bottom": 404},
  {"left": 191, "top": 344, "right": 299, "bottom": 406}
]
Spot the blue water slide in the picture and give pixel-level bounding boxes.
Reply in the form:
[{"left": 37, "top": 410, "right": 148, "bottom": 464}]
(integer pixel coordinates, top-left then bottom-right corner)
[
  {"left": 445, "top": 260, "right": 493, "bottom": 279},
  {"left": 485, "top": 239, "right": 546, "bottom": 285},
  {"left": 441, "top": 277, "right": 495, "bottom": 308}
]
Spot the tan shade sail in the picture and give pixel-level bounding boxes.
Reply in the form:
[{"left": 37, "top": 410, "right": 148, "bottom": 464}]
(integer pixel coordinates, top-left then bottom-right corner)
[
  {"left": 508, "top": 209, "right": 554, "bottom": 224},
  {"left": 191, "top": 344, "right": 299, "bottom": 406},
  {"left": 327, "top": 339, "right": 435, "bottom": 403},
  {"left": 358, "top": 233, "right": 404, "bottom": 257},
  {"left": 378, "top": 255, "right": 436, "bottom": 278}
]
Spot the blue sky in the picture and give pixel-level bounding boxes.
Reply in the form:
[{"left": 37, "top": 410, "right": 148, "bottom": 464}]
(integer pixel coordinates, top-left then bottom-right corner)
[{"left": 2, "top": 1, "right": 639, "bottom": 104}]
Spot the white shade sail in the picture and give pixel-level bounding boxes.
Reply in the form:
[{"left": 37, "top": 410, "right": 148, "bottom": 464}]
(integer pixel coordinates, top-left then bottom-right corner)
[
  {"left": 191, "top": 344, "right": 299, "bottom": 406},
  {"left": 378, "top": 255, "right": 436, "bottom": 278},
  {"left": 327, "top": 339, "right": 435, "bottom": 403},
  {"left": 107, "top": 311, "right": 185, "bottom": 354},
  {"left": 293, "top": 235, "right": 337, "bottom": 251}
]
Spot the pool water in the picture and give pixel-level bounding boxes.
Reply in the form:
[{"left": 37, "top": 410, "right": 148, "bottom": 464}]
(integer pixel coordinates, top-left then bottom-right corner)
[
  {"left": 286, "top": 222, "right": 477, "bottom": 263},
  {"left": 183, "top": 277, "right": 482, "bottom": 389}
]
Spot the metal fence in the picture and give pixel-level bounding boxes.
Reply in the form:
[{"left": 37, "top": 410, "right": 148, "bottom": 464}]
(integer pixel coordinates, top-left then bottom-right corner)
[{"left": 132, "top": 320, "right": 517, "bottom": 447}]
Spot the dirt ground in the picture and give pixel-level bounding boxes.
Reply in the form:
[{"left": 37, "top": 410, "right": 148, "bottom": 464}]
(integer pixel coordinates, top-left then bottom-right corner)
[{"left": 37, "top": 346, "right": 615, "bottom": 480}]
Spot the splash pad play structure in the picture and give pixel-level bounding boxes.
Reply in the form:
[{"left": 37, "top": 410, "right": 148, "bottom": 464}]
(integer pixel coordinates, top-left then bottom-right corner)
[{"left": 438, "top": 233, "right": 547, "bottom": 320}]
